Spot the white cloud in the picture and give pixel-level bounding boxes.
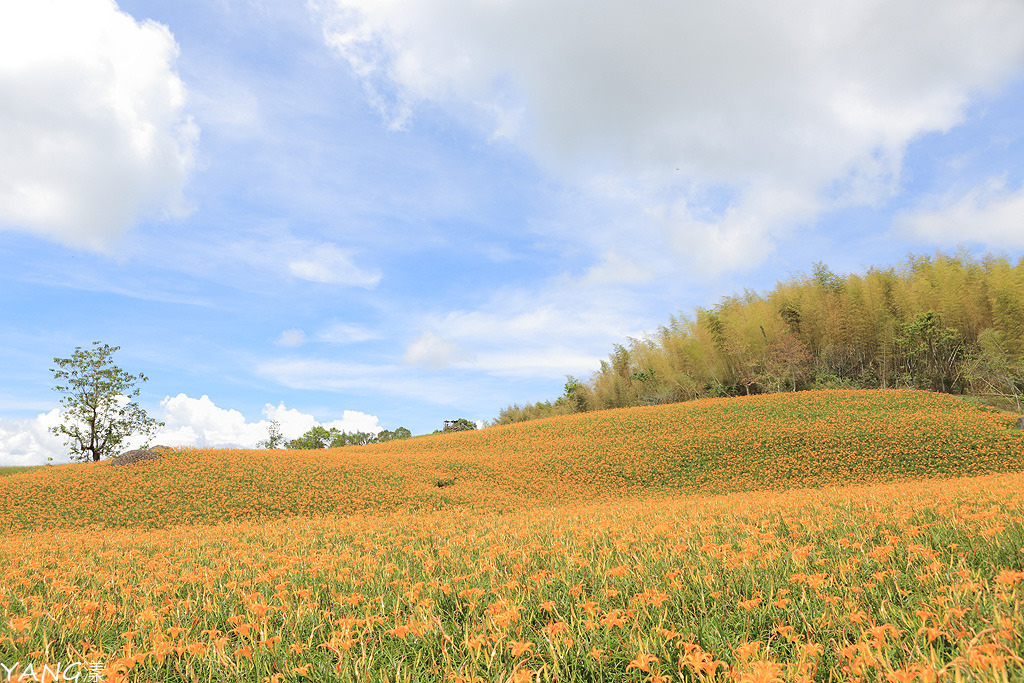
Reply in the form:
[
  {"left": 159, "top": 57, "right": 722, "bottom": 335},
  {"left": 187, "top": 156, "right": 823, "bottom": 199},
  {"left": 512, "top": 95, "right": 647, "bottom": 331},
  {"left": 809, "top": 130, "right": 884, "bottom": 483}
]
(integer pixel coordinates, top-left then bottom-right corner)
[
  {"left": 896, "top": 177, "right": 1024, "bottom": 248},
  {"left": 0, "top": 410, "right": 66, "bottom": 467},
  {"left": 313, "top": 0, "right": 1024, "bottom": 271},
  {"left": 403, "top": 331, "right": 470, "bottom": 369},
  {"left": 655, "top": 184, "right": 822, "bottom": 276},
  {"left": 0, "top": 0, "right": 198, "bottom": 250},
  {"left": 582, "top": 251, "right": 652, "bottom": 286},
  {"left": 287, "top": 243, "right": 382, "bottom": 287},
  {"left": 0, "top": 400, "right": 158, "bottom": 466},
  {"left": 317, "top": 322, "right": 380, "bottom": 343},
  {"left": 402, "top": 264, "right": 656, "bottom": 379},
  {"left": 468, "top": 349, "right": 603, "bottom": 379},
  {"left": 323, "top": 409, "right": 381, "bottom": 435},
  {"left": 275, "top": 328, "right": 307, "bottom": 347},
  {"left": 155, "top": 394, "right": 262, "bottom": 448},
  {"left": 256, "top": 358, "right": 481, "bottom": 406},
  {"left": 156, "top": 394, "right": 380, "bottom": 447},
  {"left": 0, "top": 395, "right": 381, "bottom": 465},
  {"left": 275, "top": 323, "right": 380, "bottom": 347}
]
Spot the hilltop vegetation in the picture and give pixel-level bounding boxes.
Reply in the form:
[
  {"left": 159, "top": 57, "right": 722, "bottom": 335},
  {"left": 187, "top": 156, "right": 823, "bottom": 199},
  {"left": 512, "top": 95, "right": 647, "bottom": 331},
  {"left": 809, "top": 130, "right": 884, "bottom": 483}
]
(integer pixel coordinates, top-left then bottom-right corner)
[
  {"left": 1, "top": 390, "right": 1020, "bottom": 530},
  {"left": 496, "top": 252, "right": 1024, "bottom": 424}
]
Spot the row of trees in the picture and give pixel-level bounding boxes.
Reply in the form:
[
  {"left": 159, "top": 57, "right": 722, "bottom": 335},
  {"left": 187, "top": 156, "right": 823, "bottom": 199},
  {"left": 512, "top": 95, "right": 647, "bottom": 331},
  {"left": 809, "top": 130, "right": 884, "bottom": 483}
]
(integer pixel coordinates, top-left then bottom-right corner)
[
  {"left": 263, "top": 417, "right": 479, "bottom": 449},
  {"left": 258, "top": 423, "right": 413, "bottom": 450},
  {"left": 494, "top": 252, "right": 1024, "bottom": 424},
  {"left": 259, "top": 417, "right": 478, "bottom": 450}
]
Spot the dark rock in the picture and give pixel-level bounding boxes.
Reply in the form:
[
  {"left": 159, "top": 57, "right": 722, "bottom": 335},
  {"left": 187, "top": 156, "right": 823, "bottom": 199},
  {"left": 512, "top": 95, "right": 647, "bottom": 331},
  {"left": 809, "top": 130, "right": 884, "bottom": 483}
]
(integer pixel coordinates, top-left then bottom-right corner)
[{"left": 110, "top": 446, "right": 169, "bottom": 467}]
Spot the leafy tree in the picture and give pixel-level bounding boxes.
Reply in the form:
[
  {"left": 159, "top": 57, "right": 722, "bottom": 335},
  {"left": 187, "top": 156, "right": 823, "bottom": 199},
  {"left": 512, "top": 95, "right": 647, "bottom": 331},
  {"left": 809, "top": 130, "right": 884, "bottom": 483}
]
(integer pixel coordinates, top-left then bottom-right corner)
[
  {"left": 286, "top": 425, "right": 337, "bottom": 449},
  {"left": 50, "top": 342, "right": 162, "bottom": 462},
  {"left": 340, "top": 430, "right": 376, "bottom": 446},
  {"left": 812, "top": 262, "right": 844, "bottom": 294},
  {"left": 257, "top": 420, "right": 286, "bottom": 449},
  {"left": 763, "top": 332, "right": 813, "bottom": 392},
  {"left": 443, "top": 418, "right": 477, "bottom": 433},
  {"left": 374, "top": 427, "right": 412, "bottom": 442},
  {"left": 896, "top": 311, "right": 963, "bottom": 392},
  {"left": 559, "top": 375, "right": 587, "bottom": 412},
  {"left": 965, "top": 329, "right": 1024, "bottom": 413}
]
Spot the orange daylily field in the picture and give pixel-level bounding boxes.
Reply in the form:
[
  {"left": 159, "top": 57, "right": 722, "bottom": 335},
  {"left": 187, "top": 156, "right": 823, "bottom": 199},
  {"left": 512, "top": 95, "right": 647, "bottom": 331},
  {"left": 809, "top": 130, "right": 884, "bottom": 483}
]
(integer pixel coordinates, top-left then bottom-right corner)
[{"left": 1, "top": 390, "right": 1023, "bottom": 682}]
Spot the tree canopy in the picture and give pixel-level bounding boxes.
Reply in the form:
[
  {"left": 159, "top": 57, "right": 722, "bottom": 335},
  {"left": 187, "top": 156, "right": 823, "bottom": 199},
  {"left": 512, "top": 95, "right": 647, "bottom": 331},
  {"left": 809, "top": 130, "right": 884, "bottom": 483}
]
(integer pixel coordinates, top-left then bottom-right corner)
[{"left": 50, "top": 342, "right": 162, "bottom": 462}]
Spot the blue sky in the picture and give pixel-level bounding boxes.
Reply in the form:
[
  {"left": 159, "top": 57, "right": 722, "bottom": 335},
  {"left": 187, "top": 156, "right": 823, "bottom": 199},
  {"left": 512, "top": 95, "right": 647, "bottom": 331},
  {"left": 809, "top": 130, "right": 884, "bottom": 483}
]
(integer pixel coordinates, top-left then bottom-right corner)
[{"left": 2, "top": 0, "right": 1024, "bottom": 465}]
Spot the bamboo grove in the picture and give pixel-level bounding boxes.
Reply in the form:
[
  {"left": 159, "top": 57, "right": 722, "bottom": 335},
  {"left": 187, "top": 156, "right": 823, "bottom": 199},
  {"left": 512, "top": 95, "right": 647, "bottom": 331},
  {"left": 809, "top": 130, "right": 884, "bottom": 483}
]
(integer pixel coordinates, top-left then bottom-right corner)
[{"left": 495, "top": 252, "right": 1024, "bottom": 425}]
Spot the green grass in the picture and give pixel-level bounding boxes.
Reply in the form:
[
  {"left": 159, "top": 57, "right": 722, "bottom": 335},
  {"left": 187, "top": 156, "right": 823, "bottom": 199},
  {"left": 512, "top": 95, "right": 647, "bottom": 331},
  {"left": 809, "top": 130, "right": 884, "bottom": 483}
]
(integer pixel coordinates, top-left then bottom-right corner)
[{"left": 0, "top": 465, "right": 43, "bottom": 477}]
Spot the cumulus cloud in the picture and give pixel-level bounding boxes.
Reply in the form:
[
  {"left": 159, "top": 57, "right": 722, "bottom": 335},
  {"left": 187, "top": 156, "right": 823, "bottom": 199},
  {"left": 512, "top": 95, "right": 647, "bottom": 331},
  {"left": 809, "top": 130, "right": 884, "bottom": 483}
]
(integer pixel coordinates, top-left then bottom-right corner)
[
  {"left": 0, "top": 0, "right": 198, "bottom": 249},
  {"left": 287, "top": 243, "right": 382, "bottom": 287},
  {"left": 0, "top": 410, "right": 66, "bottom": 467},
  {"left": 896, "top": 177, "right": 1024, "bottom": 248},
  {"left": 156, "top": 394, "right": 380, "bottom": 448},
  {"left": 0, "top": 395, "right": 380, "bottom": 465},
  {"left": 312, "top": 0, "right": 1024, "bottom": 268}
]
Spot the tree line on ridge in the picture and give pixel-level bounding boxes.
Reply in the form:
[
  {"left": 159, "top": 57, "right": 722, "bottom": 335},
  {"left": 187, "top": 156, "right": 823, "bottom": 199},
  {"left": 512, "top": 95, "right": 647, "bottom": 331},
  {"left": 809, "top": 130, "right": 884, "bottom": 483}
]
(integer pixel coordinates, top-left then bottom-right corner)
[{"left": 493, "top": 251, "right": 1024, "bottom": 425}]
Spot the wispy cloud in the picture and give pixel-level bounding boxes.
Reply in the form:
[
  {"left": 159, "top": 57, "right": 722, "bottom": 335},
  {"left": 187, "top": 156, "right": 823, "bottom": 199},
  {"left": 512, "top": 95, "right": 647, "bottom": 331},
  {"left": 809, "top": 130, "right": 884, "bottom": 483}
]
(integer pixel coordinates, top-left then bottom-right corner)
[
  {"left": 896, "top": 177, "right": 1024, "bottom": 248},
  {"left": 274, "top": 329, "right": 307, "bottom": 347},
  {"left": 316, "top": 322, "right": 380, "bottom": 344},
  {"left": 287, "top": 243, "right": 382, "bottom": 288},
  {"left": 403, "top": 331, "right": 471, "bottom": 369},
  {"left": 256, "top": 358, "right": 486, "bottom": 406}
]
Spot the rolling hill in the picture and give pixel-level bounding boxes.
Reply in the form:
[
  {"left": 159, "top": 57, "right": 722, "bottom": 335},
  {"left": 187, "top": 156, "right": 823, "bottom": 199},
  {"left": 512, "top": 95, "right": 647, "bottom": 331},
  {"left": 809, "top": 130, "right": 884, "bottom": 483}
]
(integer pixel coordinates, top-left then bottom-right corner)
[{"left": 2, "top": 389, "right": 1021, "bottom": 530}]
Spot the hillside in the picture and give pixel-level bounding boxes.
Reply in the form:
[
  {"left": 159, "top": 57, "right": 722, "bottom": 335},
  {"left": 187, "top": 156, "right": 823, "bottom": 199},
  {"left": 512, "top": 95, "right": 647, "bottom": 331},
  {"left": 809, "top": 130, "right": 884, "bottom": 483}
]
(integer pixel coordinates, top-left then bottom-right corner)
[
  {"left": 2, "top": 389, "right": 1021, "bottom": 530},
  {"left": 2, "top": 390, "right": 1024, "bottom": 682}
]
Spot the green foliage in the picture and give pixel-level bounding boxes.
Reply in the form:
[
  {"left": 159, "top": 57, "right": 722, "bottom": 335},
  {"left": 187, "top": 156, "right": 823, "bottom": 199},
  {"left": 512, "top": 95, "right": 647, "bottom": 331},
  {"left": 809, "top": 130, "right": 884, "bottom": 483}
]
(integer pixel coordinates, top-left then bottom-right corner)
[
  {"left": 562, "top": 375, "right": 590, "bottom": 413},
  {"left": 812, "top": 261, "right": 844, "bottom": 293},
  {"left": 895, "top": 310, "right": 964, "bottom": 392},
  {"left": 287, "top": 425, "right": 341, "bottom": 449},
  {"left": 964, "top": 329, "right": 1024, "bottom": 413},
  {"left": 375, "top": 427, "right": 412, "bottom": 442},
  {"left": 284, "top": 425, "right": 412, "bottom": 449},
  {"left": 257, "top": 419, "right": 286, "bottom": 449},
  {"left": 443, "top": 418, "right": 476, "bottom": 433},
  {"left": 287, "top": 427, "right": 370, "bottom": 449},
  {"left": 49, "top": 342, "right": 162, "bottom": 462},
  {"left": 495, "top": 251, "right": 1024, "bottom": 424},
  {"left": 491, "top": 400, "right": 576, "bottom": 426}
]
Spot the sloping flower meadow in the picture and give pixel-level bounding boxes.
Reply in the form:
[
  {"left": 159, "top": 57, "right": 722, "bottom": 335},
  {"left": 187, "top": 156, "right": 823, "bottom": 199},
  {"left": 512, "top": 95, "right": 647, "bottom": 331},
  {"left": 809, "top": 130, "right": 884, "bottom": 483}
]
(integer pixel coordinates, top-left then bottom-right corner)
[
  {"left": 1, "top": 390, "right": 1022, "bottom": 681},
  {"left": 1, "top": 390, "right": 1021, "bottom": 530}
]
